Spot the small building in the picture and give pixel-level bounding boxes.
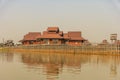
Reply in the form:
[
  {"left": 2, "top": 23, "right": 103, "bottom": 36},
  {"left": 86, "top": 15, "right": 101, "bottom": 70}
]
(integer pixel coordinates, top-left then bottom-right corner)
[
  {"left": 98, "top": 39, "right": 110, "bottom": 46},
  {"left": 99, "top": 39, "right": 109, "bottom": 45},
  {"left": 20, "top": 32, "right": 41, "bottom": 45}
]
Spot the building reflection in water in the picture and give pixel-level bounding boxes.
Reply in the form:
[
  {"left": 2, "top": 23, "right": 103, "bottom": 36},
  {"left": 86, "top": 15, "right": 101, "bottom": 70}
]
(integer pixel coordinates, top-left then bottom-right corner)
[
  {"left": 110, "top": 64, "right": 117, "bottom": 77},
  {"left": 0, "top": 52, "right": 14, "bottom": 62},
  {"left": 21, "top": 53, "right": 91, "bottom": 80},
  {"left": 110, "top": 56, "right": 118, "bottom": 78},
  {"left": 1, "top": 51, "right": 120, "bottom": 80},
  {"left": 21, "top": 52, "right": 120, "bottom": 80}
]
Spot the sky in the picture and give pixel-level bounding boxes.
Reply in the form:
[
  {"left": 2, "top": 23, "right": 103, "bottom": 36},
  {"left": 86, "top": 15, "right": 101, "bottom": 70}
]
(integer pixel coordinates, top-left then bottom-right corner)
[{"left": 0, "top": 0, "right": 120, "bottom": 43}]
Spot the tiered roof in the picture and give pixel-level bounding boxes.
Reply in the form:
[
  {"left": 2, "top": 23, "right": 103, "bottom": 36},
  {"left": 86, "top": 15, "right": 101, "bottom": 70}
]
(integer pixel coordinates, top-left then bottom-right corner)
[
  {"left": 67, "top": 31, "right": 85, "bottom": 41},
  {"left": 39, "top": 27, "right": 63, "bottom": 39},
  {"left": 21, "top": 27, "right": 86, "bottom": 41},
  {"left": 23, "top": 32, "right": 41, "bottom": 41},
  {"left": 47, "top": 27, "right": 59, "bottom": 32}
]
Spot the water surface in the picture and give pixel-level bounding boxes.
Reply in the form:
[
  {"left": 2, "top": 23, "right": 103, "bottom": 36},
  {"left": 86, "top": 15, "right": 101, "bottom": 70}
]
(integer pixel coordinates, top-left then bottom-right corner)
[{"left": 0, "top": 52, "right": 120, "bottom": 80}]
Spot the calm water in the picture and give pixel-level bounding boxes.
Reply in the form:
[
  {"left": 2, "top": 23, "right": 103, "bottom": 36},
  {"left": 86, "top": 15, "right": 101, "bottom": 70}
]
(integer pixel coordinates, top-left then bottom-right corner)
[{"left": 0, "top": 52, "right": 120, "bottom": 80}]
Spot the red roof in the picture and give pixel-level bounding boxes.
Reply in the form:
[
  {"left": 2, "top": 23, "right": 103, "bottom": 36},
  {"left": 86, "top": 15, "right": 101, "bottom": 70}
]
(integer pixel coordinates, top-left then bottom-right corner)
[
  {"left": 63, "top": 33, "right": 70, "bottom": 39},
  {"left": 38, "top": 27, "right": 63, "bottom": 39},
  {"left": 20, "top": 27, "right": 87, "bottom": 42},
  {"left": 47, "top": 27, "right": 59, "bottom": 32},
  {"left": 63, "top": 32, "right": 85, "bottom": 40},
  {"left": 68, "top": 32, "right": 81, "bottom": 37},
  {"left": 70, "top": 37, "right": 85, "bottom": 41},
  {"left": 68, "top": 32, "right": 85, "bottom": 41},
  {"left": 43, "top": 31, "right": 48, "bottom": 35},
  {"left": 59, "top": 31, "right": 63, "bottom": 36},
  {"left": 23, "top": 32, "right": 41, "bottom": 41},
  {"left": 39, "top": 34, "right": 63, "bottom": 39}
]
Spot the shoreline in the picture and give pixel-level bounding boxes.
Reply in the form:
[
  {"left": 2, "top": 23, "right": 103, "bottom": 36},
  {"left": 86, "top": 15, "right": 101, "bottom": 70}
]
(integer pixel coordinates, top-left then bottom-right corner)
[{"left": 0, "top": 46, "right": 120, "bottom": 56}]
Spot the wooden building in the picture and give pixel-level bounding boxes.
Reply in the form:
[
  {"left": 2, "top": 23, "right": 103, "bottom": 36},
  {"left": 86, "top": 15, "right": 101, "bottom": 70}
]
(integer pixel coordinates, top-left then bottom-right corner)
[{"left": 20, "top": 27, "right": 87, "bottom": 46}]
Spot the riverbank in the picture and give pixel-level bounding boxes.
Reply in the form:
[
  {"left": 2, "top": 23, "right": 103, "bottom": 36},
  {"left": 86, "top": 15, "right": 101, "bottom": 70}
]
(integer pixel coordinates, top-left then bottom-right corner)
[{"left": 0, "top": 45, "right": 120, "bottom": 55}]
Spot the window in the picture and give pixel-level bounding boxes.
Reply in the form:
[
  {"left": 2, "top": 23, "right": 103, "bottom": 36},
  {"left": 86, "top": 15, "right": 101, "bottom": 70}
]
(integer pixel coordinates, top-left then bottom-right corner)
[
  {"left": 43, "top": 39, "right": 49, "bottom": 44},
  {"left": 29, "top": 41, "right": 34, "bottom": 44},
  {"left": 52, "top": 39, "right": 58, "bottom": 44}
]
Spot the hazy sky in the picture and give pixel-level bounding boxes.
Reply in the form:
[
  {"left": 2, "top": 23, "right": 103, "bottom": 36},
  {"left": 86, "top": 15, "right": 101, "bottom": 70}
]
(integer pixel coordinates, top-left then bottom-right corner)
[{"left": 0, "top": 0, "right": 120, "bottom": 43}]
